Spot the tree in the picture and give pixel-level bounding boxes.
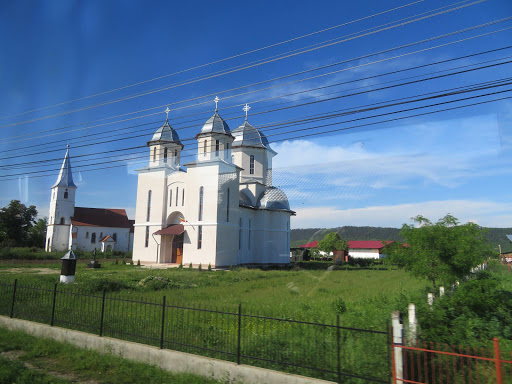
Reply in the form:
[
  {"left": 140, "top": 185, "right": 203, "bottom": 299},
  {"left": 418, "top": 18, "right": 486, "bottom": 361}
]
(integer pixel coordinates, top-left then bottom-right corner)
[
  {"left": 27, "top": 218, "right": 48, "bottom": 248},
  {"left": 387, "top": 214, "right": 494, "bottom": 292},
  {"left": 318, "top": 232, "right": 349, "bottom": 254},
  {"left": 0, "top": 200, "right": 38, "bottom": 247}
]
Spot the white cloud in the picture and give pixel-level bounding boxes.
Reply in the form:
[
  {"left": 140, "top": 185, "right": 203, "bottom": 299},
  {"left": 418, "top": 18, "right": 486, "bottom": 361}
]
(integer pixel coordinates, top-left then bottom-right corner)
[{"left": 291, "top": 200, "right": 512, "bottom": 229}]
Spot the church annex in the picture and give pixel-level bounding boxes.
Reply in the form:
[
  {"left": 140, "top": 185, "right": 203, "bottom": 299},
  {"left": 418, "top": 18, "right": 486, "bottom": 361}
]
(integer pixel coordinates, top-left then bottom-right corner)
[
  {"left": 45, "top": 147, "right": 134, "bottom": 253},
  {"left": 133, "top": 101, "right": 294, "bottom": 267}
]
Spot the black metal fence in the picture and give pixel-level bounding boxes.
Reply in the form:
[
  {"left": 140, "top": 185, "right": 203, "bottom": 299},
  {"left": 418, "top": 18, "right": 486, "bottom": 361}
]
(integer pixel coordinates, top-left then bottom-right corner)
[{"left": 0, "top": 279, "right": 390, "bottom": 383}]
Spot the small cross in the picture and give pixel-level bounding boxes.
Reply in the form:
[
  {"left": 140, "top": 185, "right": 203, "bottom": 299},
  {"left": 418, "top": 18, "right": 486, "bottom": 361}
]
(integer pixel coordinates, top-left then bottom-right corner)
[
  {"left": 243, "top": 103, "right": 251, "bottom": 120},
  {"left": 214, "top": 96, "right": 220, "bottom": 111},
  {"left": 164, "top": 107, "right": 170, "bottom": 120}
]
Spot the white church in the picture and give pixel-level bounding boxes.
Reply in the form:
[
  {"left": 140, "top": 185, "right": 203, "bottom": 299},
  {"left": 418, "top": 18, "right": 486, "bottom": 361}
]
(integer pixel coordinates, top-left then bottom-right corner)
[
  {"left": 133, "top": 100, "right": 294, "bottom": 267},
  {"left": 45, "top": 147, "right": 134, "bottom": 253}
]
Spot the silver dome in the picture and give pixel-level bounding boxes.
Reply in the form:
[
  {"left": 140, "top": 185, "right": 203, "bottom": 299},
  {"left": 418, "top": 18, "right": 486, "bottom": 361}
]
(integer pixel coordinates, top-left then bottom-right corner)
[
  {"left": 200, "top": 111, "right": 231, "bottom": 135},
  {"left": 239, "top": 190, "right": 254, "bottom": 207},
  {"left": 232, "top": 121, "right": 270, "bottom": 149},
  {"left": 257, "top": 187, "right": 290, "bottom": 211},
  {"left": 148, "top": 120, "right": 182, "bottom": 146}
]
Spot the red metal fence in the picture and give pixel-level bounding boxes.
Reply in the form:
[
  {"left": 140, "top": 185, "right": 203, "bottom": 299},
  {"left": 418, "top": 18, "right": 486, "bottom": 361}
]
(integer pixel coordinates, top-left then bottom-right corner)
[{"left": 392, "top": 338, "right": 512, "bottom": 384}]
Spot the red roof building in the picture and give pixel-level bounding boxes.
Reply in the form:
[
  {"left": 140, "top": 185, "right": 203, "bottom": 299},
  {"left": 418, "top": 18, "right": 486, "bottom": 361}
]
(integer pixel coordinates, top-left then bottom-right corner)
[{"left": 298, "top": 240, "right": 396, "bottom": 259}]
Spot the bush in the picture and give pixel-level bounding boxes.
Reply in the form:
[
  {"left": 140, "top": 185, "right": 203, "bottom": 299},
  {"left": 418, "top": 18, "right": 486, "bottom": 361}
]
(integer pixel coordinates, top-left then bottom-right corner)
[
  {"left": 198, "top": 263, "right": 202, "bottom": 271},
  {"left": 332, "top": 298, "right": 347, "bottom": 314},
  {"left": 137, "top": 276, "right": 182, "bottom": 290},
  {"left": 208, "top": 263, "right": 212, "bottom": 271},
  {"left": 84, "top": 278, "right": 131, "bottom": 293}
]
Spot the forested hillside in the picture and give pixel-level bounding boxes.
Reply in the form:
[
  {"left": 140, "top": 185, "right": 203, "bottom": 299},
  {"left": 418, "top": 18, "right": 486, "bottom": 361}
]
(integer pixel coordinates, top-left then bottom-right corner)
[{"left": 291, "top": 226, "right": 512, "bottom": 253}]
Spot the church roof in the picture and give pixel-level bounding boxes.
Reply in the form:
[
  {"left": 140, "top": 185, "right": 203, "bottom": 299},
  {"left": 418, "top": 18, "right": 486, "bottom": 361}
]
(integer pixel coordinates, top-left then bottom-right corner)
[
  {"left": 232, "top": 121, "right": 270, "bottom": 149},
  {"left": 257, "top": 186, "right": 291, "bottom": 211},
  {"left": 71, "top": 207, "right": 133, "bottom": 229},
  {"left": 148, "top": 119, "right": 182, "bottom": 146},
  {"left": 199, "top": 111, "right": 231, "bottom": 135},
  {"left": 52, "top": 147, "right": 76, "bottom": 188}
]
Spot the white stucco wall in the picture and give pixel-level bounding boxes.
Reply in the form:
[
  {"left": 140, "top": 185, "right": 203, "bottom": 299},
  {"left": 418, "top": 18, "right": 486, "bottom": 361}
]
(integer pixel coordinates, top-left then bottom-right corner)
[
  {"left": 348, "top": 249, "right": 381, "bottom": 259},
  {"left": 71, "top": 226, "right": 131, "bottom": 252}
]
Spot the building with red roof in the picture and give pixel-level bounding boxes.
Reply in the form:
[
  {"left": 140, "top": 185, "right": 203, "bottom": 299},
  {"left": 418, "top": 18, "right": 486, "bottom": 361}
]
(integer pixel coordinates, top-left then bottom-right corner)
[
  {"left": 45, "top": 147, "right": 134, "bottom": 253},
  {"left": 298, "top": 240, "right": 396, "bottom": 259}
]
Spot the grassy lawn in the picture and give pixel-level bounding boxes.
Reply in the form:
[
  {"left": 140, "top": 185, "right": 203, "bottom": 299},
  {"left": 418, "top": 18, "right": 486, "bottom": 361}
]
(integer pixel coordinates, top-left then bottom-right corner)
[
  {"left": 0, "top": 327, "right": 222, "bottom": 384},
  {"left": 0, "top": 260, "right": 427, "bottom": 328}
]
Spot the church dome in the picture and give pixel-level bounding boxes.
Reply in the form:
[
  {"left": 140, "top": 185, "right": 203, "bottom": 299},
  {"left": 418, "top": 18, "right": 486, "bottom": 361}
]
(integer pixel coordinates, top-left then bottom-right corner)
[
  {"left": 148, "top": 120, "right": 182, "bottom": 147},
  {"left": 199, "top": 111, "right": 231, "bottom": 135},
  {"left": 257, "top": 186, "right": 290, "bottom": 211},
  {"left": 239, "top": 189, "right": 254, "bottom": 207},
  {"left": 232, "top": 121, "right": 270, "bottom": 149}
]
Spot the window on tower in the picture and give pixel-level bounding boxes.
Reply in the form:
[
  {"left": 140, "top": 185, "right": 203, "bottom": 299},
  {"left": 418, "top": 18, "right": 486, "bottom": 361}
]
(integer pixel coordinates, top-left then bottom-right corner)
[
  {"left": 64, "top": 189, "right": 68, "bottom": 199},
  {"left": 153, "top": 147, "right": 156, "bottom": 162},
  {"left": 176, "top": 186, "right": 179, "bottom": 206},
  {"left": 147, "top": 190, "right": 152, "bottom": 221},
  {"left": 164, "top": 148, "right": 168, "bottom": 163},
  {"left": 169, "top": 189, "right": 172, "bottom": 207},
  {"left": 60, "top": 217, "right": 65, "bottom": 225},
  {"left": 86, "top": 232, "right": 89, "bottom": 239},
  {"left": 182, "top": 188, "right": 185, "bottom": 206},
  {"left": 198, "top": 186, "right": 204, "bottom": 221},
  {"left": 250, "top": 155, "right": 255, "bottom": 174},
  {"left": 215, "top": 140, "right": 219, "bottom": 157},
  {"left": 203, "top": 140, "right": 207, "bottom": 156}
]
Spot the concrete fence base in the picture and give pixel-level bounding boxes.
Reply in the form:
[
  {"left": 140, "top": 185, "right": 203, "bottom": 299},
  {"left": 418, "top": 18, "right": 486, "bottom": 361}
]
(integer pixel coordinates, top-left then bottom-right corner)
[{"left": 0, "top": 315, "right": 331, "bottom": 384}]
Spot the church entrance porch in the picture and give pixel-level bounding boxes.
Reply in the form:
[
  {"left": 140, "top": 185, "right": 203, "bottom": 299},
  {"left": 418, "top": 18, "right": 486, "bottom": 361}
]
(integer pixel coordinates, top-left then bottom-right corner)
[
  {"left": 171, "top": 232, "right": 184, "bottom": 264},
  {"left": 153, "top": 224, "right": 185, "bottom": 264}
]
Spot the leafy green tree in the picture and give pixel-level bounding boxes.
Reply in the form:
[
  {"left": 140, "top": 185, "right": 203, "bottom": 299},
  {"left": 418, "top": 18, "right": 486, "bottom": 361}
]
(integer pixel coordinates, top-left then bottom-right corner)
[
  {"left": 27, "top": 218, "right": 47, "bottom": 248},
  {"left": 388, "top": 214, "right": 494, "bottom": 291},
  {"left": 317, "top": 232, "right": 349, "bottom": 254},
  {"left": 0, "top": 200, "right": 38, "bottom": 247}
]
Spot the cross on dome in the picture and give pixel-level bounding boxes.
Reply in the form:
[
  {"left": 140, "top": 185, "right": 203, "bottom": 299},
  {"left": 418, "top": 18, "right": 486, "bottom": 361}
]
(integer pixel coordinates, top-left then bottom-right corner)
[
  {"left": 164, "top": 107, "right": 170, "bottom": 121},
  {"left": 214, "top": 96, "right": 220, "bottom": 112},
  {"left": 243, "top": 103, "right": 251, "bottom": 121}
]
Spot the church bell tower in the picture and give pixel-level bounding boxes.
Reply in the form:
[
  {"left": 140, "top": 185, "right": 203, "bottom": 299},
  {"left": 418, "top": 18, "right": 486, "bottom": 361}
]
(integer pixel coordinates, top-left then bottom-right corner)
[{"left": 46, "top": 145, "right": 77, "bottom": 251}]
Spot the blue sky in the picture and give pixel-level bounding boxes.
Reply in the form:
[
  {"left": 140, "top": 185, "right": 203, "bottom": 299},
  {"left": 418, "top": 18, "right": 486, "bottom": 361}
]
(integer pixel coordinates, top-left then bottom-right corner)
[{"left": 1, "top": 0, "right": 512, "bottom": 229}]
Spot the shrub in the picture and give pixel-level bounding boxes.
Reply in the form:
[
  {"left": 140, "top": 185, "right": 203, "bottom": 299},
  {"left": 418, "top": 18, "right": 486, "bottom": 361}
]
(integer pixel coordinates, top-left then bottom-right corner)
[
  {"left": 137, "top": 259, "right": 140, "bottom": 266},
  {"left": 332, "top": 298, "right": 347, "bottom": 314},
  {"left": 84, "top": 278, "right": 131, "bottom": 293},
  {"left": 198, "top": 263, "right": 202, "bottom": 271},
  {"left": 208, "top": 263, "right": 212, "bottom": 271},
  {"left": 137, "top": 276, "right": 182, "bottom": 290},
  {"left": 189, "top": 262, "right": 193, "bottom": 269},
  {"left": 178, "top": 262, "right": 183, "bottom": 269}
]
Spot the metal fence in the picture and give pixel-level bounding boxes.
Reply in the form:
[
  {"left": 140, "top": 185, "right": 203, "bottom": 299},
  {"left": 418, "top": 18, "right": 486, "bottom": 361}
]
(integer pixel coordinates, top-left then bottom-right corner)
[
  {"left": 0, "top": 279, "right": 389, "bottom": 383},
  {"left": 393, "top": 339, "right": 512, "bottom": 384}
]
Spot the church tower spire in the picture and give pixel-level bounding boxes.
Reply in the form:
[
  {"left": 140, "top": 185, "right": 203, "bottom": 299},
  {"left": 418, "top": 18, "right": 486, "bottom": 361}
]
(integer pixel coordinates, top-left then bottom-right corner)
[{"left": 46, "top": 145, "right": 77, "bottom": 252}]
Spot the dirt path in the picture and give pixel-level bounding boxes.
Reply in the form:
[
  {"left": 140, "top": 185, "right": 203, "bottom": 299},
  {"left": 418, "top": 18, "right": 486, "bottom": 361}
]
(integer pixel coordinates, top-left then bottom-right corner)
[{"left": 1, "top": 350, "right": 98, "bottom": 384}]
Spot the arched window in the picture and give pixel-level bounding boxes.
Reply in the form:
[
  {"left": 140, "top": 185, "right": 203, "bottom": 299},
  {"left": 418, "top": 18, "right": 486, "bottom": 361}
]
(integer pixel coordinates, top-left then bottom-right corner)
[
  {"left": 203, "top": 140, "right": 207, "bottom": 156},
  {"left": 174, "top": 149, "right": 178, "bottom": 158},
  {"left": 153, "top": 147, "right": 156, "bottom": 162},
  {"left": 147, "top": 190, "right": 152, "bottom": 221},
  {"left": 112, "top": 233, "right": 117, "bottom": 242},
  {"left": 248, "top": 219, "right": 251, "bottom": 249},
  {"left": 169, "top": 188, "right": 172, "bottom": 207},
  {"left": 215, "top": 140, "right": 219, "bottom": 157},
  {"left": 91, "top": 233, "right": 96, "bottom": 244},
  {"left": 164, "top": 148, "right": 168, "bottom": 163},
  {"left": 198, "top": 225, "right": 203, "bottom": 249},
  {"left": 145, "top": 226, "right": 149, "bottom": 247},
  {"left": 239, "top": 218, "right": 242, "bottom": 250},
  {"left": 250, "top": 155, "right": 255, "bottom": 174},
  {"left": 226, "top": 188, "right": 230, "bottom": 222},
  {"left": 198, "top": 186, "right": 204, "bottom": 221},
  {"left": 225, "top": 143, "right": 230, "bottom": 160},
  {"left": 59, "top": 217, "right": 65, "bottom": 225},
  {"left": 64, "top": 189, "right": 68, "bottom": 199},
  {"left": 182, "top": 188, "right": 185, "bottom": 206},
  {"left": 176, "top": 186, "right": 179, "bottom": 206},
  {"left": 86, "top": 232, "right": 89, "bottom": 239}
]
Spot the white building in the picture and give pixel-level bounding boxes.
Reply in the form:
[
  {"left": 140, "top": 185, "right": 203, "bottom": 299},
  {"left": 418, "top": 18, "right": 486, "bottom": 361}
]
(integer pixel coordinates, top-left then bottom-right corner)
[
  {"left": 133, "top": 103, "right": 294, "bottom": 267},
  {"left": 45, "top": 147, "right": 134, "bottom": 253}
]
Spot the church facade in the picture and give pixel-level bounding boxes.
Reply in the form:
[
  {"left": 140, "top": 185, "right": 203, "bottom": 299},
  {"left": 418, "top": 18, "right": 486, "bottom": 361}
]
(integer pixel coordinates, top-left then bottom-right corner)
[
  {"left": 45, "top": 147, "right": 134, "bottom": 253},
  {"left": 133, "top": 102, "right": 294, "bottom": 267}
]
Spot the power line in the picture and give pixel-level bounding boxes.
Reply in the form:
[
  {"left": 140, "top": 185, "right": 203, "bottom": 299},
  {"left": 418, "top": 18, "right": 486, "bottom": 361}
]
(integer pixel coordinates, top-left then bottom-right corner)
[{"left": 0, "top": 0, "right": 490, "bottom": 130}]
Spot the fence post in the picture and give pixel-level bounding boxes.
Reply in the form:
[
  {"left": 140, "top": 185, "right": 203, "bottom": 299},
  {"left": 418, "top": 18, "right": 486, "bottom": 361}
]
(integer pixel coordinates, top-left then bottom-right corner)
[
  {"left": 50, "top": 283, "right": 57, "bottom": 326},
  {"left": 160, "top": 296, "right": 166, "bottom": 349},
  {"left": 494, "top": 338, "right": 502, "bottom": 384},
  {"left": 336, "top": 314, "right": 341, "bottom": 384},
  {"left": 408, "top": 303, "right": 417, "bottom": 344},
  {"left": 10, "top": 279, "right": 17, "bottom": 318},
  {"left": 237, "top": 303, "right": 242, "bottom": 365},
  {"left": 99, "top": 289, "right": 106, "bottom": 337},
  {"left": 387, "top": 319, "right": 393, "bottom": 384},
  {"left": 391, "top": 310, "right": 403, "bottom": 384}
]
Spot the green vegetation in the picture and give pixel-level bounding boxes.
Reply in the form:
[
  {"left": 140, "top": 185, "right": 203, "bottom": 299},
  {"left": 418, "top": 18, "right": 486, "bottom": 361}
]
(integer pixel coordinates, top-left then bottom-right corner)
[
  {"left": 0, "top": 200, "right": 43, "bottom": 248},
  {"left": 0, "top": 327, "right": 220, "bottom": 384},
  {"left": 317, "top": 232, "right": 348, "bottom": 253},
  {"left": 291, "top": 224, "right": 512, "bottom": 253}
]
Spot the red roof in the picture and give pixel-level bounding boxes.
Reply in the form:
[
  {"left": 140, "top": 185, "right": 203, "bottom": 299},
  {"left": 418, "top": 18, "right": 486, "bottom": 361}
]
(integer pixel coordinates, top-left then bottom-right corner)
[
  {"left": 298, "top": 240, "right": 395, "bottom": 250},
  {"left": 71, "top": 207, "right": 133, "bottom": 229},
  {"left": 101, "top": 235, "right": 116, "bottom": 242}
]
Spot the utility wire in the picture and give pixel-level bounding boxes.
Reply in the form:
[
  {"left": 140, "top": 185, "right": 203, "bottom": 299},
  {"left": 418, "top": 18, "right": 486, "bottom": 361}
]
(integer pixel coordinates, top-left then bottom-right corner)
[{"left": 0, "top": 0, "right": 490, "bottom": 130}]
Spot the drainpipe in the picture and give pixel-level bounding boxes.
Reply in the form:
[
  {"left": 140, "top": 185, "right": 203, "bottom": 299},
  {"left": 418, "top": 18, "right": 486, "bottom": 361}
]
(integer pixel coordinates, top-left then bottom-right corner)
[{"left": 152, "top": 233, "right": 160, "bottom": 263}]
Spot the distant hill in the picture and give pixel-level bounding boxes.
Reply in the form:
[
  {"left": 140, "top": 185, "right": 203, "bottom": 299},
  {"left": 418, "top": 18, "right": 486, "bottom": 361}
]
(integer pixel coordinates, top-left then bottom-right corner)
[{"left": 291, "top": 226, "right": 512, "bottom": 253}]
